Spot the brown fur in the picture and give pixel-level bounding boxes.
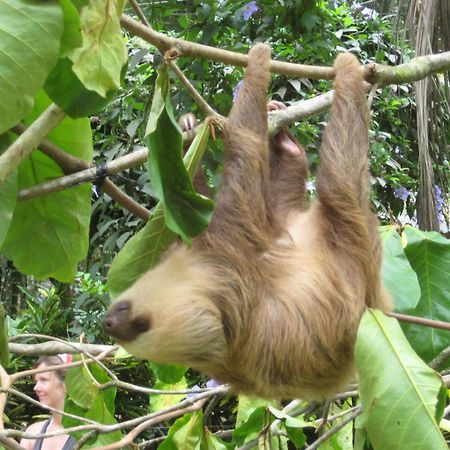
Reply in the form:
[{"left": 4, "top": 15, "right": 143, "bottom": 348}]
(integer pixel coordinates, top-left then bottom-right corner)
[{"left": 103, "top": 44, "right": 391, "bottom": 400}]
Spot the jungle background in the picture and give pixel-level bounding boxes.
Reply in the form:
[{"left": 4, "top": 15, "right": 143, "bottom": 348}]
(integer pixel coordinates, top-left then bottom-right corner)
[{"left": 0, "top": 0, "right": 449, "bottom": 449}]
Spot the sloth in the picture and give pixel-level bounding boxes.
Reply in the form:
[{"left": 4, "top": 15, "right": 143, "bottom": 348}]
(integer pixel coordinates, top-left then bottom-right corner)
[{"left": 103, "top": 44, "right": 391, "bottom": 400}]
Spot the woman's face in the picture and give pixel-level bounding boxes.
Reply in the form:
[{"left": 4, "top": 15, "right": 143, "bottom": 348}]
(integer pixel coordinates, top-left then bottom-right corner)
[{"left": 33, "top": 364, "right": 66, "bottom": 409}]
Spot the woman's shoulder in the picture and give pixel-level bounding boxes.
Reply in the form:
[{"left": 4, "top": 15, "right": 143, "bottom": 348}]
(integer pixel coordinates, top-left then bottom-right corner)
[{"left": 25, "top": 420, "right": 48, "bottom": 433}]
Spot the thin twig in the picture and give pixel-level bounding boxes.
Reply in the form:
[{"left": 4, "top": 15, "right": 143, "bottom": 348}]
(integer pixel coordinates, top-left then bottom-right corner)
[
  {"left": 0, "top": 104, "right": 66, "bottom": 186},
  {"left": 128, "top": 0, "right": 150, "bottom": 27},
  {"left": 389, "top": 312, "right": 450, "bottom": 331},
  {"left": 168, "top": 59, "right": 219, "bottom": 117},
  {"left": 304, "top": 406, "right": 362, "bottom": 450},
  {"left": 429, "top": 346, "right": 450, "bottom": 370}
]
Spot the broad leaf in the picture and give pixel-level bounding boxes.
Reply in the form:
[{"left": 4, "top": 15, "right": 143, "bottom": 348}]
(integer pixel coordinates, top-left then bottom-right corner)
[
  {"left": 158, "top": 412, "right": 204, "bottom": 450},
  {"left": 84, "top": 396, "right": 122, "bottom": 447},
  {"left": 402, "top": 226, "right": 450, "bottom": 362},
  {"left": 45, "top": 57, "right": 116, "bottom": 117},
  {"left": 0, "top": 304, "right": 9, "bottom": 366},
  {"left": 233, "top": 406, "right": 268, "bottom": 447},
  {"left": 268, "top": 406, "right": 307, "bottom": 449},
  {"left": 380, "top": 225, "right": 421, "bottom": 311},
  {"left": 149, "top": 362, "right": 187, "bottom": 384},
  {"left": 59, "top": 0, "right": 82, "bottom": 56},
  {"left": 0, "top": 169, "right": 16, "bottom": 247},
  {"left": 145, "top": 67, "right": 214, "bottom": 243},
  {"left": 70, "top": 0, "right": 127, "bottom": 97},
  {"left": 1, "top": 92, "right": 92, "bottom": 282},
  {"left": 356, "top": 309, "right": 447, "bottom": 450},
  {"left": 0, "top": 0, "right": 63, "bottom": 134},
  {"left": 108, "top": 114, "right": 213, "bottom": 298},
  {"left": 150, "top": 377, "right": 187, "bottom": 413},
  {"left": 107, "top": 202, "right": 177, "bottom": 298}
]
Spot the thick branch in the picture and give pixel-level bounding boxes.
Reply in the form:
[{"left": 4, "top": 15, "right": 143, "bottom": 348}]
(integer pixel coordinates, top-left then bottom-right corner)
[
  {"left": 17, "top": 89, "right": 331, "bottom": 201},
  {"left": 0, "top": 104, "right": 66, "bottom": 187},
  {"left": 121, "top": 13, "right": 450, "bottom": 86},
  {"left": 120, "top": 14, "right": 331, "bottom": 79},
  {"left": 12, "top": 124, "right": 150, "bottom": 221},
  {"left": 8, "top": 341, "right": 114, "bottom": 356},
  {"left": 365, "top": 51, "right": 450, "bottom": 85}
]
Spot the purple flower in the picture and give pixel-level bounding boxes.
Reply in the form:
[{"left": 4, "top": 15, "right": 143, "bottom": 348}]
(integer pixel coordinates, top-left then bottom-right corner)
[
  {"left": 206, "top": 378, "right": 221, "bottom": 388},
  {"left": 243, "top": 1, "right": 259, "bottom": 21},
  {"left": 394, "top": 186, "right": 410, "bottom": 201},
  {"left": 434, "top": 185, "right": 444, "bottom": 210},
  {"left": 186, "top": 384, "right": 200, "bottom": 401},
  {"left": 233, "top": 79, "right": 244, "bottom": 102},
  {"left": 360, "top": 7, "right": 378, "bottom": 18},
  {"left": 434, "top": 185, "right": 446, "bottom": 224}
]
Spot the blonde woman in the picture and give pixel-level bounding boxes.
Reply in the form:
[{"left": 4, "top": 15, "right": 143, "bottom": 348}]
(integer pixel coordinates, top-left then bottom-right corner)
[{"left": 20, "top": 356, "right": 76, "bottom": 450}]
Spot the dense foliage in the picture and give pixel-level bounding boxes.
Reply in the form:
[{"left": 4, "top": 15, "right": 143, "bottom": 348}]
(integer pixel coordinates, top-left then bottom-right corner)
[{"left": 0, "top": 1, "right": 448, "bottom": 449}]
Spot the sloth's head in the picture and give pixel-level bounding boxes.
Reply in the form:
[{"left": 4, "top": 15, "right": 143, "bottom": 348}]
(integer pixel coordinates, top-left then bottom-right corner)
[{"left": 102, "top": 248, "right": 226, "bottom": 367}]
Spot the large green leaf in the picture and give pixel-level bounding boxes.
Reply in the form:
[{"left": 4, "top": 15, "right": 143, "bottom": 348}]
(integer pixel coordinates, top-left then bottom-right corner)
[
  {"left": 150, "top": 377, "right": 187, "bottom": 413},
  {"left": 356, "top": 309, "right": 447, "bottom": 450},
  {"left": 149, "top": 362, "right": 187, "bottom": 384},
  {"left": 69, "top": 0, "right": 127, "bottom": 97},
  {"left": 401, "top": 226, "right": 450, "bottom": 362},
  {"left": 0, "top": 303, "right": 9, "bottom": 366},
  {"left": 0, "top": 168, "right": 16, "bottom": 247},
  {"left": 0, "top": 0, "right": 63, "bottom": 134},
  {"left": 145, "top": 67, "right": 214, "bottom": 243},
  {"left": 380, "top": 225, "right": 420, "bottom": 311},
  {"left": 107, "top": 202, "right": 178, "bottom": 298},
  {"left": 0, "top": 91, "right": 92, "bottom": 282},
  {"left": 158, "top": 412, "right": 204, "bottom": 450},
  {"left": 64, "top": 364, "right": 120, "bottom": 447},
  {"left": 107, "top": 114, "right": 213, "bottom": 298},
  {"left": 45, "top": 57, "right": 116, "bottom": 117}
]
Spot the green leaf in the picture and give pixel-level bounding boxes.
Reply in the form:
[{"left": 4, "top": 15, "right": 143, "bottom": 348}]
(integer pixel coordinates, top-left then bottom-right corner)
[
  {"left": 202, "top": 429, "right": 231, "bottom": 450},
  {"left": 0, "top": 133, "right": 15, "bottom": 223},
  {"left": 0, "top": 167, "right": 16, "bottom": 247},
  {"left": 0, "top": 303, "right": 9, "bottom": 366},
  {"left": 380, "top": 225, "right": 420, "bottom": 311},
  {"left": 236, "top": 396, "right": 275, "bottom": 426},
  {"left": 158, "top": 412, "right": 204, "bottom": 450},
  {"left": 107, "top": 202, "right": 178, "bottom": 298},
  {"left": 108, "top": 80, "right": 214, "bottom": 297},
  {"left": 233, "top": 406, "right": 268, "bottom": 447},
  {"left": 150, "top": 377, "right": 187, "bottom": 413},
  {"left": 356, "top": 309, "right": 447, "bottom": 450},
  {"left": 69, "top": 0, "right": 127, "bottom": 97},
  {"left": 0, "top": 92, "right": 92, "bottom": 282},
  {"left": 84, "top": 396, "right": 122, "bottom": 447},
  {"left": 149, "top": 362, "right": 187, "bottom": 384},
  {"left": 0, "top": 0, "right": 63, "bottom": 134},
  {"left": 59, "top": 0, "right": 82, "bottom": 55},
  {"left": 145, "top": 68, "right": 214, "bottom": 243},
  {"left": 402, "top": 226, "right": 450, "bottom": 362},
  {"left": 45, "top": 57, "right": 116, "bottom": 117},
  {"left": 65, "top": 365, "right": 101, "bottom": 410},
  {"left": 63, "top": 396, "right": 121, "bottom": 446},
  {"left": 268, "top": 406, "right": 307, "bottom": 449}
]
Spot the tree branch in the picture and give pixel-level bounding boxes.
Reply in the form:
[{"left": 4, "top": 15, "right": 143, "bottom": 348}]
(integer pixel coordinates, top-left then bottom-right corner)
[
  {"left": 12, "top": 124, "right": 151, "bottom": 221},
  {"left": 0, "top": 104, "right": 66, "bottom": 187},
  {"left": 121, "top": 13, "right": 450, "bottom": 86},
  {"left": 120, "top": 14, "right": 330, "bottom": 79},
  {"left": 389, "top": 312, "right": 450, "bottom": 331}
]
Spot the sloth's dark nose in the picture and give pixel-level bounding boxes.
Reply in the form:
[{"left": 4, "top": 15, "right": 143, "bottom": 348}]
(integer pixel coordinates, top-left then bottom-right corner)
[
  {"left": 103, "top": 300, "right": 131, "bottom": 338},
  {"left": 103, "top": 300, "right": 150, "bottom": 341}
]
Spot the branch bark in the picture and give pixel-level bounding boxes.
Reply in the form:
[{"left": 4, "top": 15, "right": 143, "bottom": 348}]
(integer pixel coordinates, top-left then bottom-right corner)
[{"left": 0, "top": 104, "right": 65, "bottom": 187}]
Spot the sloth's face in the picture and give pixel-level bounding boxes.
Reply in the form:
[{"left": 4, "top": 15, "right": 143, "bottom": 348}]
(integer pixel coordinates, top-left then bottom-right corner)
[{"left": 103, "top": 248, "right": 226, "bottom": 367}]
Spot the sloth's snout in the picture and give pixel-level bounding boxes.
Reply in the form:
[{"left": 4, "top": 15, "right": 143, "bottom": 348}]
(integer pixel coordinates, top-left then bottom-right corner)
[{"left": 103, "top": 300, "right": 150, "bottom": 342}]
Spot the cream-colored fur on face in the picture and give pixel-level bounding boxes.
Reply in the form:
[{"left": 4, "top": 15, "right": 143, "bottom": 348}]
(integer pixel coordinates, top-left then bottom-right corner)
[{"left": 105, "top": 44, "right": 391, "bottom": 401}]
